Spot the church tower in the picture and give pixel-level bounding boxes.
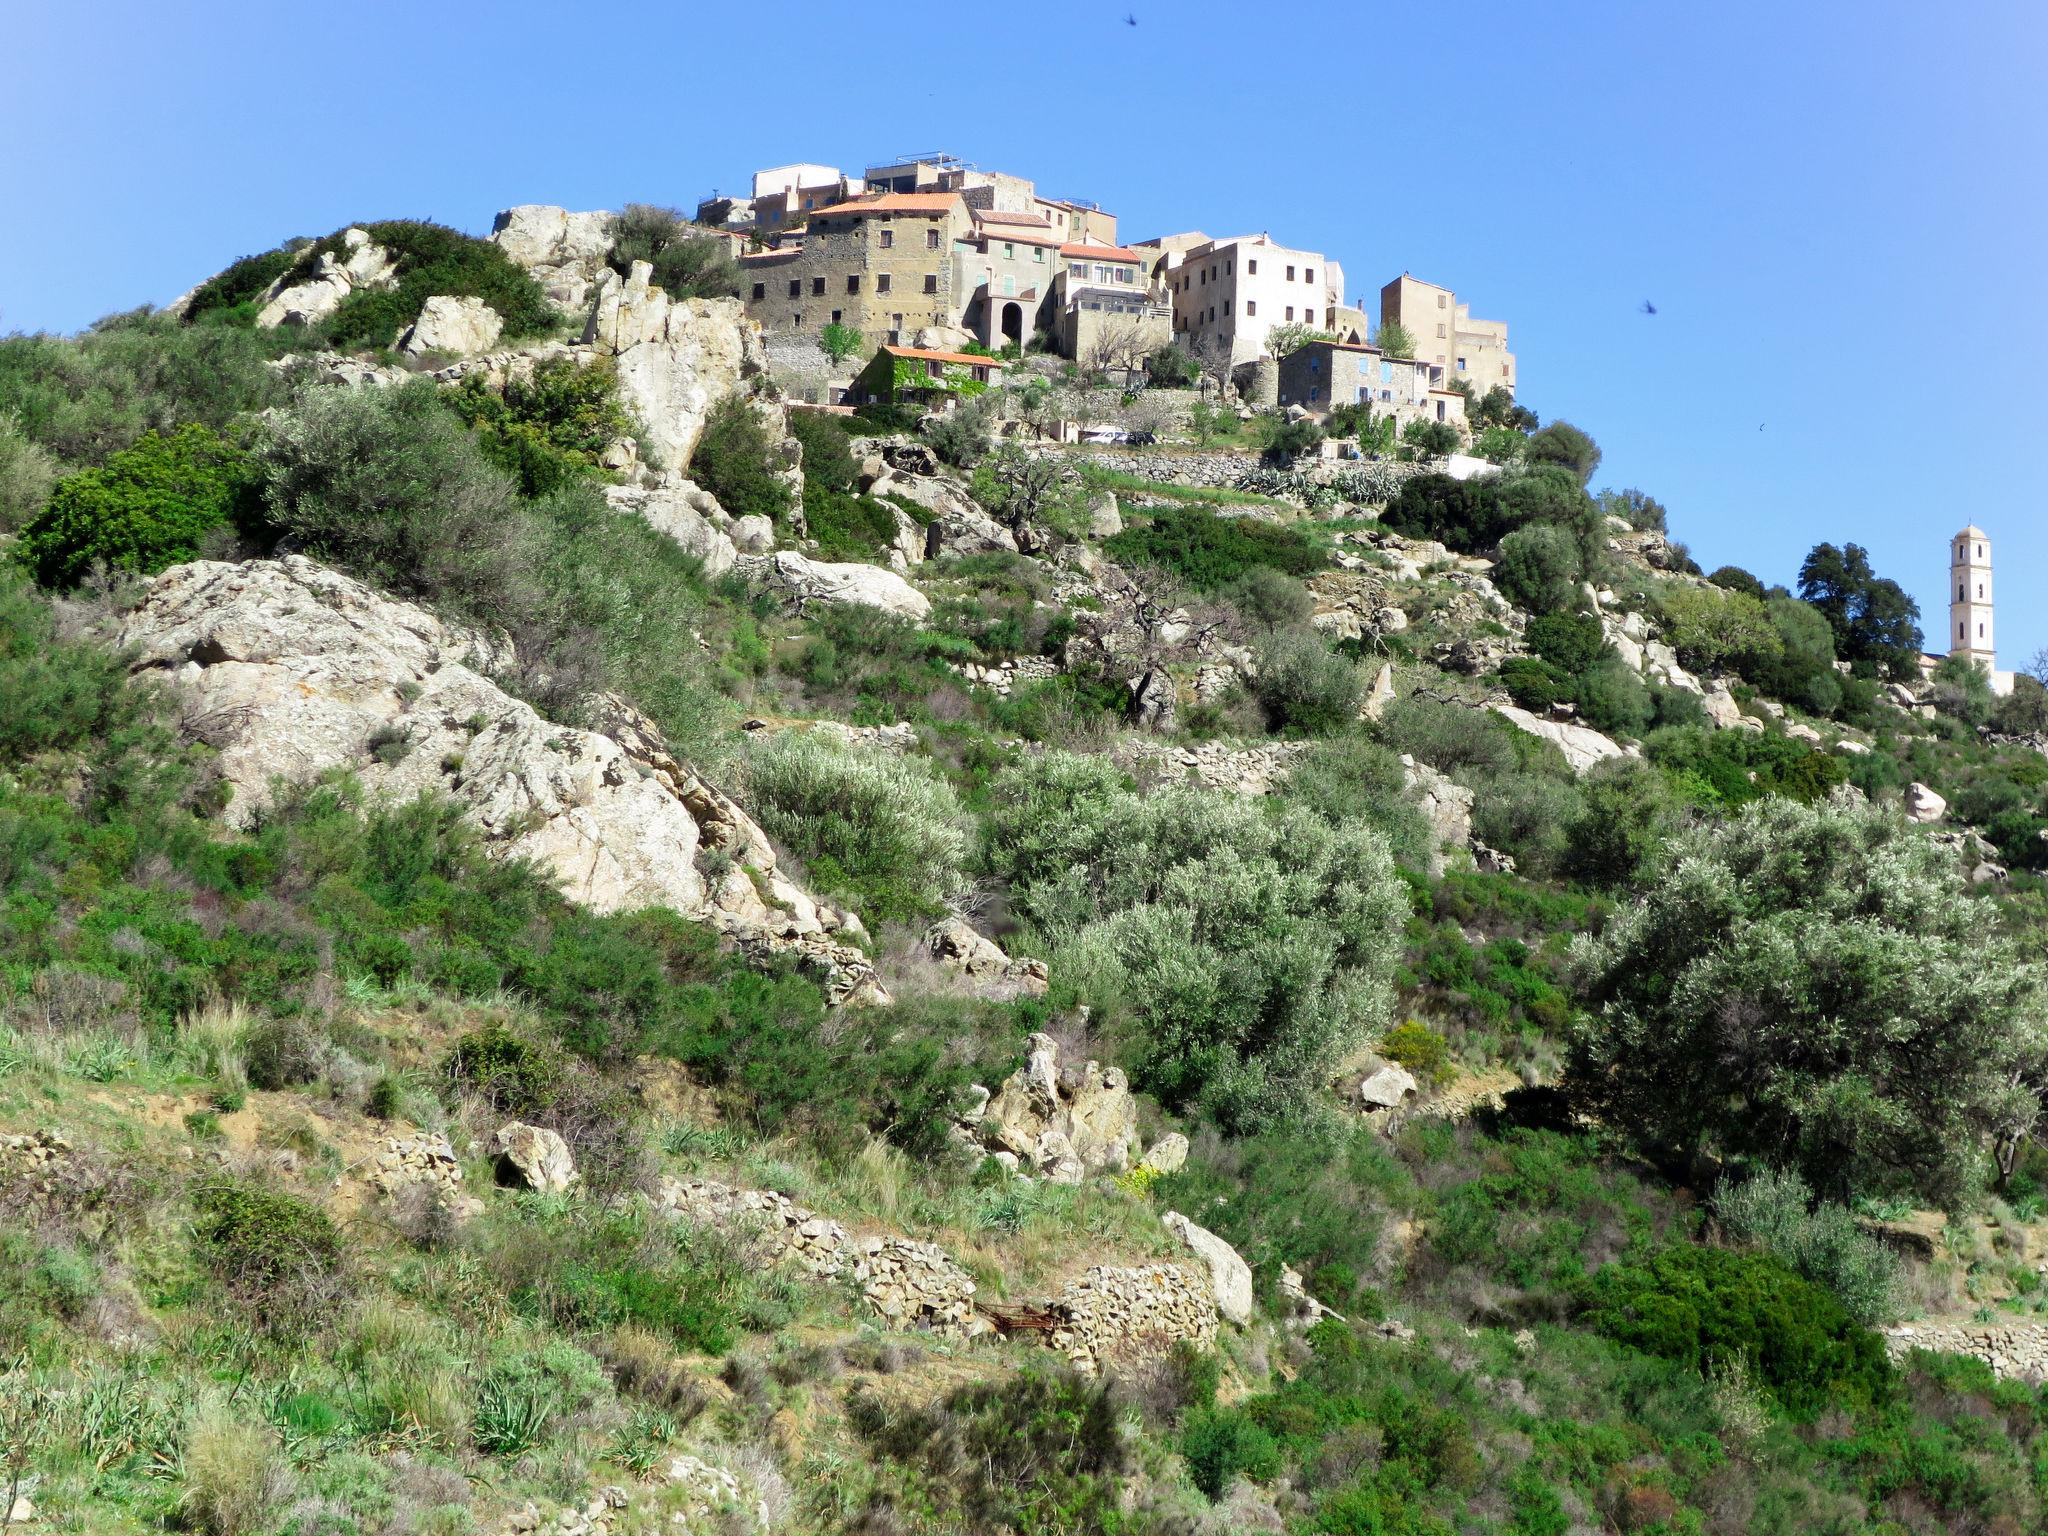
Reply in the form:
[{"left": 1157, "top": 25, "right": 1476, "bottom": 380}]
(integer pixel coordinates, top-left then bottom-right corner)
[{"left": 1950, "top": 525, "right": 1995, "bottom": 673}]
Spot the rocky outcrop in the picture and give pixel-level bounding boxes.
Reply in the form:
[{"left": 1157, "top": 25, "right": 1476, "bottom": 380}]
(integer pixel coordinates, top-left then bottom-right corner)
[
  {"left": 1402, "top": 755, "right": 1473, "bottom": 875},
  {"left": 116, "top": 557, "right": 882, "bottom": 1005},
  {"left": 924, "top": 917, "right": 1049, "bottom": 1000},
  {"left": 606, "top": 478, "right": 740, "bottom": 575},
  {"left": 1136, "top": 1133, "right": 1188, "bottom": 1177},
  {"left": 964, "top": 1033, "right": 1141, "bottom": 1182},
  {"left": 1162, "top": 1211, "right": 1254, "bottom": 1326},
  {"left": 493, "top": 1122, "right": 577, "bottom": 1192},
  {"left": 399, "top": 294, "right": 503, "bottom": 357},
  {"left": 1489, "top": 705, "right": 1628, "bottom": 773},
  {"left": 369, "top": 1132, "right": 472, "bottom": 1205},
  {"left": 1906, "top": 782, "right": 1948, "bottom": 823},
  {"left": 583, "top": 262, "right": 765, "bottom": 471},
  {"left": 743, "top": 551, "right": 930, "bottom": 620},
  {"left": 1359, "top": 1063, "right": 1420, "bottom": 1111},
  {"left": 490, "top": 204, "right": 614, "bottom": 316},
  {"left": 255, "top": 228, "right": 396, "bottom": 328},
  {"left": 1114, "top": 738, "right": 1307, "bottom": 796},
  {"left": 1049, "top": 1263, "right": 1219, "bottom": 1376}
]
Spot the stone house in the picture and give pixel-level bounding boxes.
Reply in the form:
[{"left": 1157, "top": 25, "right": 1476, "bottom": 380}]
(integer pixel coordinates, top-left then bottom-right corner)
[
  {"left": 957, "top": 208, "right": 1062, "bottom": 349},
  {"left": 739, "top": 192, "right": 973, "bottom": 347},
  {"left": 1054, "top": 243, "right": 1172, "bottom": 372},
  {"left": 697, "top": 163, "right": 866, "bottom": 233},
  {"left": 1276, "top": 339, "right": 1467, "bottom": 433},
  {"left": 1157, "top": 233, "right": 1348, "bottom": 368},
  {"left": 851, "top": 344, "right": 1005, "bottom": 409},
  {"left": 1379, "top": 274, "right": 1516, "bottom": 394}
]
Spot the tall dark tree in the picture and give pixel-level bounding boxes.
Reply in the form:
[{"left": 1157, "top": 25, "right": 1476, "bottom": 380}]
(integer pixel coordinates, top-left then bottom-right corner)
[{"left": 1796, "top": 542, "right": 1923, "bottom": 678}]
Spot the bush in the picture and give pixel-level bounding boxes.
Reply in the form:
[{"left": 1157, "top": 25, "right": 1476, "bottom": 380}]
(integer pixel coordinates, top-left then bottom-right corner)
[
  {"left": 1223, "top": 566, "right": 1313, "bottom": 630},
  {"left": 180, "top": 244, "right": 303, "bottom": 326},
  {"left": 606, "top": 203, "right": 741, "bottom": 301},
  {"left": 1525, "top": 421, "right": 1602, "bottom": 485},
  {"left": 1493, "top": 524, "right": 1582, "bottom": 615},
  {"left": 1472, "top": 425, "right": 1527, "bottom": 465},
  {"left": 179, "top": 1406, "right": 296, "bottom": 1536},
  {"left": 1183, "top": 1406, "right": 1282, "bottom": 1498},
  {"left": 922, "top": 399, "right": 995, "bottom": 468},
  {"left": 1377, "top": 1020, "right": 1452, "bottom": 1084},
  {"left": 289, "top": 219, "right": 556, "bottom": 349},
  {"left": 1581, "top": 1243, "right": 1891, "bottom": 1415},
  {"left": 988, "top": 760, "right": 1408, "bottom": 1129},
  {"left": 1713, "top": 1166, "right": 1901, "bottom": 1324},
  {"left": 788, "top": 408, "right": 859, "bottom": 495},
  {"left": 1653, "top": 583, "right": 1782, "bottom": 676},
  {"left": 0, "top": 410, "right": 60, "bottom": 530},
  {"left": 1379, "top": 473, "right": 1517, "bottom": 553},
  {"left": 445, "top": 355, "right": 633, "bottom": 497},
  {"left": 1597, "top": 487, "right": 1667, "bottom": 533},
  {"left": 192, "top": 1181, "right": 344, "bottom": 1312},
  {"left": 251, "top": 377, "right": 534, "bottom": 626},
  {"left": 689, "top": 395, "right": 795, "bottom": 522},
  {"left": 1254, "top": 629, "right": 1363, "bottom": 735},
  {"left": 1104, "top": 506, "right": 1324, "bottom": 591},
  {"left": 743, "top": 731, "right": 970, "bottom": 922},
  {"left": 1376, "top": 696, "right": 1519, "bottom": 780},
  {"left": 1400, "top": 419, "right": 1460, "bottom": 459},
  {"left": 1526, "top": 611, "right": 1606, "bottom": 676},
  {"left": 18, "top": 422, "right": 256, "bottom": 587},
  {"left": 1146, "top": 343, "right": 1200, "bottom": 388},
  {"left": 1278, "top": 732, "right": 1435, "bottom": 869},
  {"left": 1572, "top": 658, "right": 1652, "bottom": 737},
  {"left": 1570, "top": 793, "right": 2048, "bottom": 1205},
  {"left": 1562, "top": 759, "right": 1682, "bottom": 889}
]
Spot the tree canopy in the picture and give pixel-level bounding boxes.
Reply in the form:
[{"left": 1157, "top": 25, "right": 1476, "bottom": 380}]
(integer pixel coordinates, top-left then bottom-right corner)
[{"left": 1797, "top": 542, "right": 1923, "bottom": 678}]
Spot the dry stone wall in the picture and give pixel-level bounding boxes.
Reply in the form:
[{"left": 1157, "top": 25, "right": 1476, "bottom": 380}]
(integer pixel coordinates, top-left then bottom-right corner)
[
  {"left": 1884, "top": 1321, "right": 2048, "bottom": 1383},
  {"left": 1050, "top": 1263, "right": 1218, "bottom": 1375}
]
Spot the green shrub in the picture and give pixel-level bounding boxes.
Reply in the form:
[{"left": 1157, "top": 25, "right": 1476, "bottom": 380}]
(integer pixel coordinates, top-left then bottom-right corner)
[
  {"left": 1524, "top": 421, "right": 1602, "bottom": 485},
  {"left": 742, "top": 731, "right": 970, "bottom": 922},
  {"left": 1379, "top": 473, "right": 1517, "bottom": 552},
  {"left": 1183, "top": 1406, "right": 1282, "bottom": 1498},
  {"left": 1223, "top": 566, "right": 1314, "bottom": 630},
  {"left": 689, "top": 395, "right": 794, "bottom": 523},
  {"left": 192, "top": 1182, "right": 343, "bottom": 1309},
  {"left": 922, "top": 399, "right": 995, "bottom": 468},
  {"left": 1525, "top": 611, "right": 1606, "bottom": 676},
  {"left": 288, "top": 220, "right": 556, "bottom": 349},
  {"left": 1104, "top": 506, "right": 1324, "bottom": 590},
  {"left": 1278, "top": 732, "right": 1435, "bottom": 869},
  {"left": 18, "top": 423, "right": 255, "bottom": 587},
  {"left": 606, "top": 204, "right": 741, "bottom": 301},
  {"left": 1400, "top": 419, "right": 1460, "bottom": 459},
  {"left": 1581, "top": 1243, "right": 1890, "bottom": 1414},
  {"left": 0, "top": 411, "right": 60, "bottom": 531},
  {"left": 1494, "top": 524, "right": 1583, "bottom": 615},
  {"left": 1254, "top": 629, "right": 1363, "bottom": 735},
  {"left": 1378, "top": 1021, "right": 1452, "bottom": 1085},
  {"left": 788, "top": 407, "right": 860, "bottom": 494},
  {"left": 1713, "top": 1166, "right": 1901, "bottom": 1324},
  {"left": 180, "top": 245, "right": 302, "bottom": 325},
  {"left": 445, "top": 355, "right": 633, "bottom": 496},
  {"left": 1572, "top": 658, "right": 1652, "bottom": 737}
]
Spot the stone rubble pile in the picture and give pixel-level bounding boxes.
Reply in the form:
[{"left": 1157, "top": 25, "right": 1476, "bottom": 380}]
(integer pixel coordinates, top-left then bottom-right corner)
[
  {"left": 664, "top": 1454, "right": 768, "bottom": 1531},
  {"left": 1115, "top": 738, "right": 1307, "bottom": 796},
  {"left": 655, "top": 1176, "right": 850, "bottom": 1279},
  {"left": 1049, "top": 1263, "right": 1219, "bottom": 1375},
  {"left": 949, "top": 656, "right": 1062, "bottom": 695},
  {"left": 924, "top": 917, "right": 1050, "bottom": 1001},
  {"left": 0, "top": 1129, "right": 70, "bottom": 1209},
  {"left": 495, "top": 1487, "right": 628, "bottom": 1536},
  {"left": 853, "top": 1235, "right": 990, "bottom": 1337},
  {"left": 369, "top": 1132, "right": 475, "bottom": 1208},
  {"left": 954, "top": 1032, "right": 1146, "bottom": 1182}
]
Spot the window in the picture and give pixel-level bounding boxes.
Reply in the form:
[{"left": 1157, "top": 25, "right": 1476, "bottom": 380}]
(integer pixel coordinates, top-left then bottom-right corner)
[
  {"left": 846, "top": 275, "right": 860, "bottom": 294},
  {"left": 812, "top": 276, "right": 826, "bottom": 296},
  {"left": 876, "top": 273, "right": 891, "bottom": 293},
  {"left": 1305, "top": 267, "right": 1314, "bottom": 283},
  {"left": 1224, "top": 299, "right": 1231, "bottom": 315},
  {"left": 794, "top": 313, "right": 802, "bottom": 327},
  {"left": 1309, "top": 356, "right": 1320, "bottom": 372},
  {"left": 1436, "top": 323, "right": 1446, "bottom": 338},
  {"left": 1285, "top": 306, "right": 1294, "bottom": 321},
  {"left": 879, "top": 228, "right": 893, "bottom": 248},
  {"left": 923, "top": 274, "right": 938, "bottom": 293},
  {"left": 927, "top": 361, "right": 943, "bottom": 379},
  {"left": 1980, "top": 623, "right": 1986, "bottom": 637},
  {"left": 1437, "top": 293, "right": 1446, "bottom": 308},
  {"left": 1457, "top": 356, "right": 1467, "bottom": 371},
  {"left": 926, "top": 227, "right": 940, "bottom": 249},
  {"left": 1247, "top": 259, "right": 1258, "bottom": 275},
  {"left": 788, "top": 279, "right": 801, "bottom": 298},
  {"left": 1960, "top": 585, "right": 1967, "bottom": 600},
  {"left": 831, "top": 310, "right": 842, "bottom": 323},
  {"left": 1227, "top": 260, "right": 1233, "bottom": 274},
  {"left": 1033, "top": 245, "right": 1044, "bottom": 262},
  {"left": 1979, "top": 584, "right": 1985, "bottom": 598},
  {"left": 752, "top": 282, "right": 766, "bottom": 301},
  {"left": 1245, "top": 300, "right": 1256, "bottom": 316},
  {"left": 1199, "top": 268, "right": 1206, "bottom": 285},
  {"left": 1310, "top": 385, "right": 1320, "bottom": 401},
  {"left": 1978, "top": 544, "right": 1984, "bottom": 558},
  {"left": 1003, "top": 242, "right": 1015, "bottom": 259}
]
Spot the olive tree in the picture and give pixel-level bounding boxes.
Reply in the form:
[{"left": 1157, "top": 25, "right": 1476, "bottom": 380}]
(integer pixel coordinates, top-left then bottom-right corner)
[{"left": 1569, "top": 792, "right": 2047, "bottom": 1206}]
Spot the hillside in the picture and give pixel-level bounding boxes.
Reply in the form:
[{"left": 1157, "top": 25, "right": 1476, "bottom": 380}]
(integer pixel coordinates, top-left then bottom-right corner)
[{"left": 3, "top": 205, "right": 2048, "bottom": 1536}]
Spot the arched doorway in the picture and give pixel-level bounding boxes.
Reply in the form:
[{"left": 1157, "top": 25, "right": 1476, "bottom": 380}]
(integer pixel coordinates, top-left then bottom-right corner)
[{"left": 1000, "top": 302, "right": 1024, "bottom": 347}]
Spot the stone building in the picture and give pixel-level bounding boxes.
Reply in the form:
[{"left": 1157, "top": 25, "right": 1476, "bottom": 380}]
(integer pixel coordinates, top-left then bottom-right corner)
[
  {"left": 1054, "top": 242, "right": 1172, "bottom": 372},
  {"left": 1154, "top": 233, "right": 1347, "bottom": 368},
  {"left": 957, "top": 207, "right": 1062, "bottom": 349},
  {"left": 1276, "top": 339, "right": 1466, "bottom": 432},
  {"left": 739, "top": 192, "right": 973, "bottom": 347},
  {"left": 697, "top": 163, "right": 866, "bottom": 233},
  {"left": 1379, "top": 274, "right": 1516, "bottom": 394},
  {"left": 851, "top": 344, "right": 1004, "bottom": 409}
]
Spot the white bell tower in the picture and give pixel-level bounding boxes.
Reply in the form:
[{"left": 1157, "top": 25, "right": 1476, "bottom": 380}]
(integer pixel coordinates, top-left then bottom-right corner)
[{"left": 1950, "top": 525, "right": 1995, "bottom": 673}]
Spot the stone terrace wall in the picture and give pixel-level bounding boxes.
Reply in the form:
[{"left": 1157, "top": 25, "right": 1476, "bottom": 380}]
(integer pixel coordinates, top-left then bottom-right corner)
[
  {"left": 1885, "top": 1321, "right": 2048, "bottom": 1383},
  {"left": 1050, "top": 1262, "right": 1218, "bottom": 1375}
]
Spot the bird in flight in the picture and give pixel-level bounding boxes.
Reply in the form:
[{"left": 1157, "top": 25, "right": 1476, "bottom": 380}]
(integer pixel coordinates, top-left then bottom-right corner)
[
  {"left": 1124, "top": 11, "right": 1138, "bottom": 24},
  {"left": 1639, "top": 300, "right": 1657, "bottom": 315}
]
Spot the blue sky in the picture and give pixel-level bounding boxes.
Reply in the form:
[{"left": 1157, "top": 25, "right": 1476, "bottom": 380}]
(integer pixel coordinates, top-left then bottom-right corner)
[{"left": 5, "top": 0, "right": 2043, "bottom": 663}]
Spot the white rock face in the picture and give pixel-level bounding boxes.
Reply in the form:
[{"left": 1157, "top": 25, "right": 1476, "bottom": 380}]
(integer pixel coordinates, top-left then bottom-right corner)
[
  {"left": 1489, "top": 705, "right": 1628, "bottom": 774},
  {"left": 1906, "top": 781, "right": 1948, "bottom": 823},
  {"left": 1162, "top": 1210, "right": 1254, "bottom": 1327},
  {"left": 494, "top": 1121, "right": 577, "bottom": 1192},
  {"left": 1136, "top": 1133, "right": 1189, "bottom": 1176},
  {"left": 1401, "top": 755, "right": 1473, "bottom": 876},
  {"left": 745, "top": 551, "right": 931, "bottom": 621},
  {"left": 969, "top": 1032, "right": 1140, "bottom": 1181},
  {"left": 607, "top": 478, "right": 739, "bottom": 576},
  {"left": 1363, "top": 662, "right": 1397, "bottom": 722},
  {"left": 490, "top": 203, "right": 614, "bottom": 315},
  {"left": 584, "top": 261, "right": 763, "bottom": 470},
  {"left": 1701, "top": 684, "right": 1744, "bottom": 730},
  {"left": 115, "top": 557, "right": 883, "bottom": 1004},
  {"left": 399, "top": 294, "right": 504, "bottom": 357},
  {"left": 256, "top": 227, "right": 397, "bottom": 329},
  {"left": 1359, "top": 1063, "right": 1419, "bottom": 1110}
]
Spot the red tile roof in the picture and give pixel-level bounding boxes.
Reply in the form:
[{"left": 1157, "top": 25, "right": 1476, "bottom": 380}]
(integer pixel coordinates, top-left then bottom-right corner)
[
  {"left": 883, "top": 345, "right": 1005, "bottom": 369},
  {"left": 1059, "top": 242, "right": 1141, "bottom": 261},
  {"left": 811, "top": 192, "right": 960, "bottom": 217},
  {"left": 974, "top": 209, "right": 1054, "bottom": 230}
]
